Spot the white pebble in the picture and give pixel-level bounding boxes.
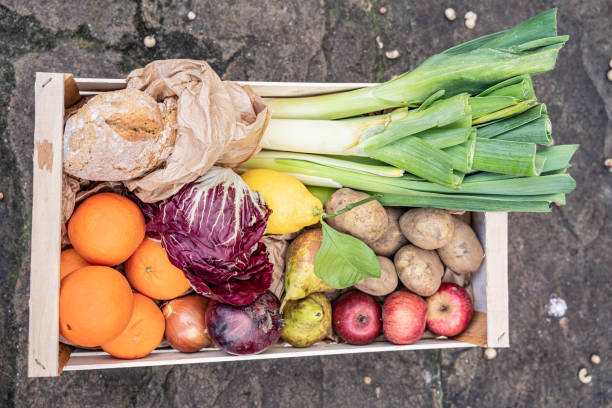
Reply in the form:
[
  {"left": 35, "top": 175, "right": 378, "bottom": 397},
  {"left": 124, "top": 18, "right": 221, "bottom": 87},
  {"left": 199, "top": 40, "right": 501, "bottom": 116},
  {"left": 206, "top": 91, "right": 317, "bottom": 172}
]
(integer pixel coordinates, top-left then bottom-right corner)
[
  {"left": 578, "top": 367, "right": 592, "bottom": 384},
  {"left": 465, "top": 11, "right": 477, "bottom": 21},
  {"left": 187, "top": 11, "right": 196, "bottom": 20},
  {"left": 590, "top": 354, "right": 601, "bottom": 365},
  {"left": 375, "top": 36, "right": 384, "bottom": 49},
  {"left": 546, "top": 294, "right": 567, "bottom": 318},
  {"left": 385, "top": 49, "right": 400, "bottom": 59},
  {"left": 464, "top": 11, "right": 477, "bottom": 29},
  {"left": 445, "top": 8, "right": 456, "bottom": 21},
  {"left": 609, "top": 59, "right": 612, "bottom": 69},
  {"left": 607, "top": 70, "right": 612, "bottom": 82},
  {"left": 364, "top": 376, "right": 372, "bottom": 384},
  {"left": 484, "top": 348, "right": 497, "bottom": 360},
  {"left": 143, "top": 35, "right": 156, "bottom": 48}
]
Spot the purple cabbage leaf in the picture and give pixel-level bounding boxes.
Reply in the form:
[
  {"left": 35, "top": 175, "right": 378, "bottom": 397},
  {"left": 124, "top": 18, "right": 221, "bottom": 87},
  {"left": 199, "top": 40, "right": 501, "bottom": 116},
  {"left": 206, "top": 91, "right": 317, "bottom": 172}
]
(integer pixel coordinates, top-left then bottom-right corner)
[{"left": 135, "top": 167, "right": 274, "bottom": 306}]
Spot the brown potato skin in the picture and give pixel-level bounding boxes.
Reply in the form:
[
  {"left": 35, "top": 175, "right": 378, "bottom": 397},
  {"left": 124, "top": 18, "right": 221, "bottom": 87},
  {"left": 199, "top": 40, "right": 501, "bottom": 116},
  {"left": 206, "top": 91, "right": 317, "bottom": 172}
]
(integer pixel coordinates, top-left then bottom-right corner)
[
  {"left": 369, "top": 207, "right": 409, "bottom": 257},
  {"left": 437, "top": 218, "right": 484, "bottom": 274},
  {"left": 355, "top": 256, "right": 398, "bottom": 296},
  {"left": 325, "top": 188, "right": 388, "bottom": 243},
  {"left": 394, "top": 245, "right": 444, "bottom": 297},
  {"left": 453, "top": 212, "right": 471, "bottom": 226},
  {"left": 399, "top": 208, "right": 454, "bottom": 250}
]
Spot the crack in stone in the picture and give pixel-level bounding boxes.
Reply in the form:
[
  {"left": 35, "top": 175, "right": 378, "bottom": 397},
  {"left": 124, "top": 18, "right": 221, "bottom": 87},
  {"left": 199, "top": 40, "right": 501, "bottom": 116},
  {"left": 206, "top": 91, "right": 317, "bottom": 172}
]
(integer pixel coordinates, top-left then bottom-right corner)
[
  {"left": 129, "top": 366, "right": 153, "bottom": 407},
  {"left": 210, "top": 376, "right": 239, "bottom": 408},
  {"left": 418, "top": 350, "right": 445, "bottom": 408},
  {"left": 553, "top": 206, "right": 582, "bottom": 243},
  {"left": 365, "top": 0, "right": 385, "bottom": 83},
  {"left": 321, "top": 0, "right": 335, "bottom": 81},
  {"left": 305, "top": 50, "right": 320, "bottom": 81}
]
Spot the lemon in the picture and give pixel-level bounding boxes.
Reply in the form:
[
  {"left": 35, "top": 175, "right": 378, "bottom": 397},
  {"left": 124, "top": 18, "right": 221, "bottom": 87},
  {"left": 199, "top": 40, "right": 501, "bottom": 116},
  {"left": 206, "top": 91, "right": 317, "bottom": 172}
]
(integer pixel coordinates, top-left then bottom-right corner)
[{"left": 241, "top": 169, "right": 322, "bottom": 234}]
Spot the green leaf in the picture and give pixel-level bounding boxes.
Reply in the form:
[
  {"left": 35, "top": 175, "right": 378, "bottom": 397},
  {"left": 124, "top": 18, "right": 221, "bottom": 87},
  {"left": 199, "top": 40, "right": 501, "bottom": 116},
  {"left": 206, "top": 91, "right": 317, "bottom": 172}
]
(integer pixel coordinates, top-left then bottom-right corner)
[{"left": 314, "top": 219, "right": 381, "bottom": 289}]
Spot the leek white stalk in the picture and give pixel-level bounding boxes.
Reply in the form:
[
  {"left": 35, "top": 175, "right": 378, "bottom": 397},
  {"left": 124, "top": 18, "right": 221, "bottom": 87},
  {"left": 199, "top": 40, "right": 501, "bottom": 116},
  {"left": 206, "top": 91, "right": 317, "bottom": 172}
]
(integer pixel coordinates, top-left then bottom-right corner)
[
  {"left": 261, "top": 93, "right": 471, "bottom": 156},
  {"left": 251, "top": 150, "right": 404, "bottom": 177},
  {"left": 261, "top": 118, "right": 377, "bottom": 156}
]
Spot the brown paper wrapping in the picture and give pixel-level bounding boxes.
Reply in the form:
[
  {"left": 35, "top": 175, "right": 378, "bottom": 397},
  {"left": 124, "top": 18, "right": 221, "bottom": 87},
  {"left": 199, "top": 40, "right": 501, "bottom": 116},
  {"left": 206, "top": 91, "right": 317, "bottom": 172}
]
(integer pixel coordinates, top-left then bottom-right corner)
[
  {"left": 442, "top": 267, "right": 474, "bottom": 301},
  {"left": 260, "top": 232, "right": 299, "bottom": 299},
  {"left": 61, "top": 177, "right": 123, "bottom": 247},
  {"left": 123, "top": 59, "right": 270, "bottom": 202}
]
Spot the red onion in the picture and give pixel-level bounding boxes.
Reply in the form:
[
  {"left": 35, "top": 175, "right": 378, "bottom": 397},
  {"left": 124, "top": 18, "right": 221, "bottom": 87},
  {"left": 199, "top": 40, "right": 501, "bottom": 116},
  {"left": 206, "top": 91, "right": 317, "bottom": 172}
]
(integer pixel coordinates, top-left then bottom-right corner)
[
  {"left": 162, "top": 295, "right": 211, "bottom": 352},
  {"left": 206, "top": 291, "right": 284, "bottom": 355}
]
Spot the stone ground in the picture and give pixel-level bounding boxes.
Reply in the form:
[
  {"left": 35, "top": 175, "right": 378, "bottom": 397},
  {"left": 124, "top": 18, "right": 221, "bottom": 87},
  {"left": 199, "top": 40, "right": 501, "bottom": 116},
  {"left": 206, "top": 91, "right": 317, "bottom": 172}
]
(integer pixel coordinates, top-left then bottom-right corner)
[{"left": 1, "top": 0, "right": 611, "bottom": 406}]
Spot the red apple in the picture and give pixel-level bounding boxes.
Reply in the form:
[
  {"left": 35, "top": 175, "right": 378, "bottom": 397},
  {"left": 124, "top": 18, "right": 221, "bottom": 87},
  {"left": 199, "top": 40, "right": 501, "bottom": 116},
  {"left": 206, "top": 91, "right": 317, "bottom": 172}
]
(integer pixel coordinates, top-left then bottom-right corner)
[
  {"left": 333, "top": 291, "right": 381, "bottom": 345},
  {"left": 382, "top": 291, "right": 427, "bottom": 345},
  {"left": 426, "top": 283, "right": 473, "bottom": 337}
]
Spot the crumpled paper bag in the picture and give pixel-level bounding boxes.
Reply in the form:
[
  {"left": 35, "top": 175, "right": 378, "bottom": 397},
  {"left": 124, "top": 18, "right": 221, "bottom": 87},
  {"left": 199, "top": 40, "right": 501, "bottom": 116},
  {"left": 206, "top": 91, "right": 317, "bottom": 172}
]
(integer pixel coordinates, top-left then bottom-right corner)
[
  {"left": 61, "top": 175, "right": 123, "bottom": 247},
  {"left": 123, "top": 59, "right": 270, "bottom": 202},
  {"left": 260, "top": 232, "right": 299, "bottom": 299}
]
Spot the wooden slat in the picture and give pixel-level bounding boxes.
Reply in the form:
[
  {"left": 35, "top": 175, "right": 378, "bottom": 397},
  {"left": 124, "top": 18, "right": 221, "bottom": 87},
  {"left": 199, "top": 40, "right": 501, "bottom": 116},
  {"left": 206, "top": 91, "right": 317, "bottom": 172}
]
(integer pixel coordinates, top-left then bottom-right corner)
[
  {"left": 28, "top": 73, "right": 64, "bottom": 377},
  {"left": 64, "top": 340, "right": 476, "bottom": 371},
  {"left": 484, "top": 212, "right": 509, "bottom": 347},
  {"left": 453, "top": 311, "right": 487, "bottom": 347},
  {"left": 73, "top": 78, "right": 126, "bottom": 92},
  {"left": 63, "top": 74, "right": 81, "bottom": 108},
  {"left": 58, "top": 343, "right": 74, "bottom": 375},
  {"left": 238, "top": 81, "right": 376, "bottom": 97},
  {"left": 470, "top": 212, "right": 488, "bottom": 314},
  {"left": 73, "top": 78, "right": 376, "bottom": 97}
]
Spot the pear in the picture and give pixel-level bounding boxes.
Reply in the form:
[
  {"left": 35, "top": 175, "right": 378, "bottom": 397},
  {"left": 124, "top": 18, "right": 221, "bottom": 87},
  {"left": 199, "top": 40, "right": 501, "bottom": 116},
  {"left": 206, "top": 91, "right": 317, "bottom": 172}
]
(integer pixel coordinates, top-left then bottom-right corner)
[
  {"left": 281, "top": 292, "right": 331, "bottom": 347},
  {"left": 283, "top": 229, "right": 333, "bottom": 307}
]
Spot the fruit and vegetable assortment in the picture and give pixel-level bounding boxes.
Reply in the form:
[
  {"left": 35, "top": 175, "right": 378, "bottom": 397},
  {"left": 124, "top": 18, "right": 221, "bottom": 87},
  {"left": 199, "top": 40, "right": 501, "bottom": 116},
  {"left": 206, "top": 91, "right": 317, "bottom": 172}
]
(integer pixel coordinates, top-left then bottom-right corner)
[
  {"left": 59, "top": 9, "right": 575, "bottom": 359},
  {"left": 59, "top": 184, "right": 478, "bottom": 357}
]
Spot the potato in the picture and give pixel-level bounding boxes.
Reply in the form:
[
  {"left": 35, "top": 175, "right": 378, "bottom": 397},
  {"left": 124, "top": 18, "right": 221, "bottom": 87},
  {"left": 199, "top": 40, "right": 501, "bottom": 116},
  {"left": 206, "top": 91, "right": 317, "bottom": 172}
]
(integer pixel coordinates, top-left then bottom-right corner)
[
  {"left": 369, "top": 207, "right": 408, "bottom": 256},
  {"left": 453, "top": 211, "right": 471, "bottom": 226},
  {"left": 394, "top": 245, "right": 444, "bottom": 296},
  {"left": 399, "top": 208, "right": 454, "bottom": 250},
  {"left": 325, "top": 188, "right": 388, "bottom": 243},
  {"left": 437, "top": 218, "right": 484, "bottom": 274},
  {"left": 355, "top": 256, "right": 398, "bottom": 296}
]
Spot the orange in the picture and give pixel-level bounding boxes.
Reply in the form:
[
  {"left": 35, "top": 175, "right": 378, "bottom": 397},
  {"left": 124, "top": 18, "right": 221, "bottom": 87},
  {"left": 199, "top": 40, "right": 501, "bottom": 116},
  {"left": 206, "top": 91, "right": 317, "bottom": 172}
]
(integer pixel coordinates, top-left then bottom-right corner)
[
  {"left": 68, "top": 192, "right": 145, "bottom": 266},
  {"left": 125, "top": 238, "right": 191, "bottom": 300},
  {"left": 60, "top": 248, "right": 92, "bottom": 280},
  {"left": 102, "top": 293, "right": 165, "bottom": 359},
  {"left": 59, "top": 266, "right": 134, "bottom": 347}
]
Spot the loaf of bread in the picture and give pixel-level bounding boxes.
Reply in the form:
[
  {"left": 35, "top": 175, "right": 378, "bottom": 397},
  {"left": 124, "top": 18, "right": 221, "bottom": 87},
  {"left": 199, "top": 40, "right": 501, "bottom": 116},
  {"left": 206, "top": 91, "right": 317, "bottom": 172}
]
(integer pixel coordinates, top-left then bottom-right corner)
[{"left": 63, "top": 88, "right": 177, "bottom": 181}]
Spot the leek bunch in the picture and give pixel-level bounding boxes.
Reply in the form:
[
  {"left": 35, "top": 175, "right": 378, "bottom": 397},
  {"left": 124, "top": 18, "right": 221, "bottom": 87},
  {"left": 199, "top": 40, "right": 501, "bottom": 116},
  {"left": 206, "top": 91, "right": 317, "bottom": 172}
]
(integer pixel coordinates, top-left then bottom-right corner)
[
  {"left": 266, "top": 9, "right": 567, "bottom": 120},
  {"left": 246, "top": 9, "right": 577, "bottom": 212}
]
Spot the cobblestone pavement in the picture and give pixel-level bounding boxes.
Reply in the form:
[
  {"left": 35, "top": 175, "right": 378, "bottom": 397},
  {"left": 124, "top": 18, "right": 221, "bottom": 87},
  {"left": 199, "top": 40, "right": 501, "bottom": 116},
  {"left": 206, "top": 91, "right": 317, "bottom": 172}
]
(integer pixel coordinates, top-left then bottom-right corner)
[{"left": 0, "top": 1, "right": 610, "bottom": 406}]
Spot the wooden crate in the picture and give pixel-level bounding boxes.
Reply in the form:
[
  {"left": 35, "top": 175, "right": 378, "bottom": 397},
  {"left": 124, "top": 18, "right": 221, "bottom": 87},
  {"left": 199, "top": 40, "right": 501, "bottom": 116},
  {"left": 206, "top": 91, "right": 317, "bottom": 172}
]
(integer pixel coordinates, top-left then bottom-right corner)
[{"left": 28, "top": 72, "right": 509, "bottom": 377}]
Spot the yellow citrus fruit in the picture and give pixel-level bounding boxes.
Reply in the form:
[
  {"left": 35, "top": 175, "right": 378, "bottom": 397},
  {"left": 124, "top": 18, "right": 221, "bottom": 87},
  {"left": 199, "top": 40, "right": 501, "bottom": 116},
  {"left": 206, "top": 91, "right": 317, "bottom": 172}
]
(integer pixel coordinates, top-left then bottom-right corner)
[{"left": 241, "top": 169, "right": 322, "bottom": 234}]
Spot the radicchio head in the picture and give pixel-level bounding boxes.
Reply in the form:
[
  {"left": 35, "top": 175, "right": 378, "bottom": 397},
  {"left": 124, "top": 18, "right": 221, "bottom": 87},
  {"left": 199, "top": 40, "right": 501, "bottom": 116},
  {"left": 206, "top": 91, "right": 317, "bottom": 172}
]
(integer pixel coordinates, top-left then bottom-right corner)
[{"left": 143, "top": 167, "right": 274, "bottom": 305}]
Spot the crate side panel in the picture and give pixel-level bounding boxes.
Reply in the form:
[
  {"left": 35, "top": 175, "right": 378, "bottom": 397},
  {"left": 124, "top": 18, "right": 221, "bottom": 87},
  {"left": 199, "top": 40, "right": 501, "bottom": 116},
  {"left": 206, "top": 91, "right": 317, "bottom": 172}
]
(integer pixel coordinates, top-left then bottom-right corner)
[
  {"left": 471, "top": 212, "right": 488, "bottom": 313},
  {"left": 485, "top": 212, "right": 509, "bottom": 347},
  {"left": 74, "top": 78, "right": 376, "bottom": 97},
  {"left": 28, "top": 73, "right": 64, "bottom": 377},
  {"left": 64, "top": 340, "right": 475, "bottom": 371}
]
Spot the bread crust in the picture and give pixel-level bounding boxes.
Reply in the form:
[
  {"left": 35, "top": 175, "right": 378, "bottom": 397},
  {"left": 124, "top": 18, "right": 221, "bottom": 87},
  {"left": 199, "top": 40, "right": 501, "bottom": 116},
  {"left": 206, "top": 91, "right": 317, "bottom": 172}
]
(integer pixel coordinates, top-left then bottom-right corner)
[{"left": 63, "top": 89, "right": 177, "bottom": 181}]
